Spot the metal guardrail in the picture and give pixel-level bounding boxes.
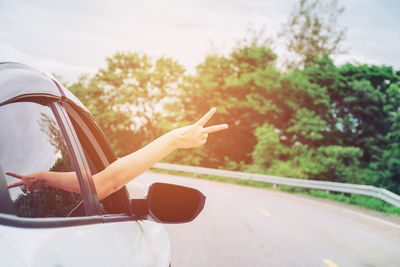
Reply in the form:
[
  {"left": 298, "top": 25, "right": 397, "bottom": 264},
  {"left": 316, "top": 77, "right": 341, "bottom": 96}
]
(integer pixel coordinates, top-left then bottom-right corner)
[{"left": 152, "top": 162, "right": 400, "bottom": 208}]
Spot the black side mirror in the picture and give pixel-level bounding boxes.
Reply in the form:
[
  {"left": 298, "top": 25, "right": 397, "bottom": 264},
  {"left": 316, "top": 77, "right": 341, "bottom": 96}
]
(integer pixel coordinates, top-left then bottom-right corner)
[{"left": 131, "top": 182, "right": 206, "bottom": 224}]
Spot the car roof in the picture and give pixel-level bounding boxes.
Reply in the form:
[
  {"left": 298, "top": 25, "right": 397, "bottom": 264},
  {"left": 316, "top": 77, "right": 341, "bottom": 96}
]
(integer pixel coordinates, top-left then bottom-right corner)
[
  {"left": 0, "top": 62, "right": 62, "bottom": 104},
  {"left": 0, "top": 42, "right": 87, "bottom": 111}
]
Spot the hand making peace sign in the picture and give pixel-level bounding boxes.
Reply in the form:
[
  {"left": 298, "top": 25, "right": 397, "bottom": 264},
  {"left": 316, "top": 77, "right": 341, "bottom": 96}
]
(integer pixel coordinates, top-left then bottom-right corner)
[
  {"left": 172, "top": 107, "right": 228, "bottom": 149},
  {"left": 6, "top": 172, "right": 43, "bottom": 191}
]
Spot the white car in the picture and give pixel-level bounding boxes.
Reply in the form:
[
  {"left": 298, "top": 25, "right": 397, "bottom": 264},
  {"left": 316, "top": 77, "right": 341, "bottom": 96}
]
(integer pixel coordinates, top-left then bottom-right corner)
[{"left": 0, "top": 44, "right": 205, "bottom": 266}]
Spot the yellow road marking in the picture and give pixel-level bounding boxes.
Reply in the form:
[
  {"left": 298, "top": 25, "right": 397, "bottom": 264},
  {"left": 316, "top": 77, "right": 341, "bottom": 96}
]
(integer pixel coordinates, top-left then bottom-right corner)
[
  {"left": 257, "top": 208, "right": 271, "bottom": 217},
  {"left": 322, "top": 258, "right": 339, "bottom": 267}
]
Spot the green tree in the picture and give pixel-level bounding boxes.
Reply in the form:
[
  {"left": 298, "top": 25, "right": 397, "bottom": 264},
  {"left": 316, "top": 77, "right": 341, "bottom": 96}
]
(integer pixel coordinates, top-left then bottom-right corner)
[
  {"left": 367, "top": 82, "right": 400, "bottom": 193},
  {"left": 279, "top": 0, "right": 346, "bottom": 69},
  {"left": 278, "top": 68, "right": 330, "bottom": 147},
  {"left": 301, "top": 56, "right": 400, "bottom": 190},
  {"left": 60, "top": 40, "right": 399, "bottom": 194},
  {"left": 174, "top": 45, "right": 282, "bottom": 167},
  {"left": 69, "top": 75, "right": 140, "bottom": 156},
  {"left": 174, "top": 44, "right": 334, "bottom": 169},
  {"left": 304, "top": 57, "right": 397, "bottom": 163},
  {"left": 70, "top": 52, "right": 185, "bottom": 156},
  {"left": 252, "top": 123, "right": 288, "bottom": 168}
]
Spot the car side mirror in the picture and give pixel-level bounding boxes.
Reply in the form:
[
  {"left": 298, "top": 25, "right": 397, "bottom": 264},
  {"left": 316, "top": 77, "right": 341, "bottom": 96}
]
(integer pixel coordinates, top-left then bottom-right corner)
[{"left": 131, "top": 182, "right": 206, "bottom": 224}]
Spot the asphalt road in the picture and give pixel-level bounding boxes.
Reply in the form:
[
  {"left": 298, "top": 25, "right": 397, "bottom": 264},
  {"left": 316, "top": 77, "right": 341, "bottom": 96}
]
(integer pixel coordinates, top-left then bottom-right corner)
[{"left": 130, "top": 172, "right": 400, "bottom": 267}]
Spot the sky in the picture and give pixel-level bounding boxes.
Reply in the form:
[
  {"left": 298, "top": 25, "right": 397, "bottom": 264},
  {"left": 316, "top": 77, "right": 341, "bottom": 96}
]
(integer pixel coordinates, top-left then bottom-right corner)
[{"left": 0, "top": 0, "right": 399, "bottom": 81}]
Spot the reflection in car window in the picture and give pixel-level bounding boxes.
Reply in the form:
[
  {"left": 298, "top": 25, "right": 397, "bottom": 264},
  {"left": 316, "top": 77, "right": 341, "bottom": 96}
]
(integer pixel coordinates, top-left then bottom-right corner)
[{"left": 0, "top": 102, "right": 82, "bottom": 217}]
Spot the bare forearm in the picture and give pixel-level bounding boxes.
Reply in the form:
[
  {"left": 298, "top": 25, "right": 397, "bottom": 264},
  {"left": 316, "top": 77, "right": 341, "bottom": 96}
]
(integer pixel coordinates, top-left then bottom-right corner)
[
  {"left": 39, "top": 171, "right": 80, "bottom": 193},
  {"left": 94, "top": 113, "right": 227, "bottom": 200},
  {"left": 23, "top": 131, "right": 176, "bottom": 200},
  {"left": 93, "top": 130, "right": 178, "bottom": 199}
]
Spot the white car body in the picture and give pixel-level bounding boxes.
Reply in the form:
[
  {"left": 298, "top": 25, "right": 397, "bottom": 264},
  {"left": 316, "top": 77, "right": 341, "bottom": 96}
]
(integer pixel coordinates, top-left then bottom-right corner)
[
  {"left": 0, "top": 42, "right": 204, "bottom": 266},
  {"left": 0, "top": 219, "right": 170, "bottom": 266}
]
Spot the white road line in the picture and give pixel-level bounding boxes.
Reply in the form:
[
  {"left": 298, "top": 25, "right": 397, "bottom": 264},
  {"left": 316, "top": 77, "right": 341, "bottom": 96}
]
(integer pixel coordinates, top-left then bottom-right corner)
[
  {"left": 258, "top": 208, "right": 271, "bottom": 217},
  {"left": 322, "top": 258, "right": 339, "bottom": 267},
  {"left": 324, "top": 202, "right": 400, "bottom": 229},
  {"left": 288, "top": 193, "right": 400, "bottom": 229}
]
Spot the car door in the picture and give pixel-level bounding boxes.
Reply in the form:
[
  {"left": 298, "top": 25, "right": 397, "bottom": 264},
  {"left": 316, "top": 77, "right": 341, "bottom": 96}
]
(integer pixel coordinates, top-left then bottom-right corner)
[
  {"left": 62, "top": 100, "right": 171, "bottom": 266},
  {"left": 0, "top": 98, "right": 168, "bottom": 266}
]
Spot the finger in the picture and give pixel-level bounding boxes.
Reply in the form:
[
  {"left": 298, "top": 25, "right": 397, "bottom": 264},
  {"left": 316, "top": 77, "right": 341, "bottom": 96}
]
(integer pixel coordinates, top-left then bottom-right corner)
[
  {"left": 5, "top": 172, "right": 23, "bottom": 179},
  {"left": 203, "top": 124, "right": 229, "bottom": 134},
  {"left": 7, "top": 181, "right": 25, "bottom": 189},
  {"left": 195, "top": 107, "right": 216, "bottom": 126},
  {"left": 203, "top": 133, "right": 208, "bottom": 139}
]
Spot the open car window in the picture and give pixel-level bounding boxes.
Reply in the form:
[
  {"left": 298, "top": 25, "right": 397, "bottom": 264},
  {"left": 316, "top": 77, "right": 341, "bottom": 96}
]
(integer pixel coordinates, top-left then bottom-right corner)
[{"left": 63, "top": 101, "right": 132, "bottom": 215}]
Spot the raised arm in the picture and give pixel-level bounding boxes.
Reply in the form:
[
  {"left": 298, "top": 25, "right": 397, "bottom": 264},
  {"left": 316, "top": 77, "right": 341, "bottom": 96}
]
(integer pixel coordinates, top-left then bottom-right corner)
[
  {"left": 7, "top": 108, "right": 228, "bottom": 200},
  {"left": 94, "top": 107, "right": 227, "bottom": 199}
]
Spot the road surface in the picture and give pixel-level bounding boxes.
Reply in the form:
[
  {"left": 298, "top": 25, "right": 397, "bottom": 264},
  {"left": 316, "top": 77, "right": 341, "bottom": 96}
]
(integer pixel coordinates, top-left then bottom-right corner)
[{"left": 128, "top": 172, "right": 400, "bottom": 267}]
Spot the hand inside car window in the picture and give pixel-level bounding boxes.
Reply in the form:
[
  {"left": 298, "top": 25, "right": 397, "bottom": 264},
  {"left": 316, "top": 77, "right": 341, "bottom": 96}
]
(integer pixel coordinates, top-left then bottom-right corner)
[{"left": 6, "top": 108, "right": 228, "bottom": 200}]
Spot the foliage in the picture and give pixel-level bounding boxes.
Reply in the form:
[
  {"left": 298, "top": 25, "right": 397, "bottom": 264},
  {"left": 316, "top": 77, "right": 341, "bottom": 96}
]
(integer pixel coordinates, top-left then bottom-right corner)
[
  {"left": 169, "top": 45, "right": 282, "bottom": 167},
  {"left": 302, "top": 56, "right": 400, "bottom": 192},
  {"left": 95, "top": 52, "right": 185, "bottom": 141},
  {"left": 279, "top": 0, "right": 346, "bottom": 69},
  {"left": 301, "top": 146, "right": 363, "bottom": 183},
  {"left": 69, "top": 75, "right": 140, "bottom": 156},
  {"left": 65, "top": 46, "right": 400, "bottom": 195},
  {"left": 252, "top": 123, "right": 287, "bottom": 167},
  {"left": 69, "top": 52, "right": 185, "bottom": 156},
  {"left": 59, "top": 1, "right": 399, "bottom": 196},
  {"left": 286, "top": 108, "right": 327, "bottom": 141},
  {"left": 366, "top": 83, "right": 400, "bottom": 193},
  {"left": 13, "top": 186, "right": 81, "bottom": 218}
]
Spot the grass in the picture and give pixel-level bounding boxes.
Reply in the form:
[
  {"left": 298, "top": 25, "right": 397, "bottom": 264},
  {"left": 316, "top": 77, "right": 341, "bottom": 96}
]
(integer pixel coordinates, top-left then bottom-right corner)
[{"left": 150, "top": 168, "right": 400, "bottom": 217}]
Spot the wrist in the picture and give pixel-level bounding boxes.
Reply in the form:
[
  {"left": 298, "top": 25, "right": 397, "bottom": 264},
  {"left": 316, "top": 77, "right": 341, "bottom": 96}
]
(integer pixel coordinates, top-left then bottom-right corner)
[
  {"left": 166, "top": 129, "right": 180, "bottom": 150},
  {"left": 35, "top": 172, "right": 47, "bottom": 186}
]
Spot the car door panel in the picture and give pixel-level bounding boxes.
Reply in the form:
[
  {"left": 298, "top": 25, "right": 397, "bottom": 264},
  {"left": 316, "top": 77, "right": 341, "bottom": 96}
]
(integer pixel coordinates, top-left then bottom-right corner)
[{"left": 0, "top": 220, "right": 153, "bottom": 266}]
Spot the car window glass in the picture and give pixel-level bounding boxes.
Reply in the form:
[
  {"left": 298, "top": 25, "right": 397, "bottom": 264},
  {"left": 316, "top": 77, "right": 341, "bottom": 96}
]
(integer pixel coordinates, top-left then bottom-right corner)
[{"left": 0, "top": 102, "right": 82, "bottom": 218}]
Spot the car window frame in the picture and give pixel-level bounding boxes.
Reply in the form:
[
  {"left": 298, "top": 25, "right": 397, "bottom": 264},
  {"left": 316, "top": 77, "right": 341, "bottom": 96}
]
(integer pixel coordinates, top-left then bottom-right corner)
[
  {"left": 52, "top": 101, "right": 102, "bottom": 216},
  {"left": 62, "top": 100, "right": 134, "bottom": 218}
]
